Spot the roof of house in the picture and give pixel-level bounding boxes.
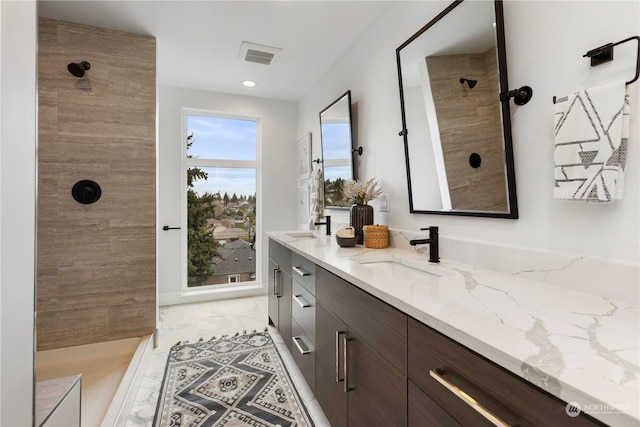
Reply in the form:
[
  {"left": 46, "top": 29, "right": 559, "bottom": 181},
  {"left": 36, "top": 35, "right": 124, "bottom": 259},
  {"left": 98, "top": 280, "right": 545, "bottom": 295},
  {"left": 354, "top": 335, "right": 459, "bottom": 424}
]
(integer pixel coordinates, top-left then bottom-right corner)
[
  {"left": 212, "top": 239, "right": 256, "bottom": 276},
  {"left": 213, "top": 226, "right": 248, "bottom": 241}
]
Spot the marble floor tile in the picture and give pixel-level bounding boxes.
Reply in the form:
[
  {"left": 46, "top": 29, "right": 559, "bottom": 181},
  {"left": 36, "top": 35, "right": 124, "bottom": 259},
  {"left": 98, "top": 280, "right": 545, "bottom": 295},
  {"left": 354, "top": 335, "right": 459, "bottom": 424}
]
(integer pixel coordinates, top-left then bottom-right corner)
[{"left": 117, "top": 295, "right": 329, "bottom": 426}]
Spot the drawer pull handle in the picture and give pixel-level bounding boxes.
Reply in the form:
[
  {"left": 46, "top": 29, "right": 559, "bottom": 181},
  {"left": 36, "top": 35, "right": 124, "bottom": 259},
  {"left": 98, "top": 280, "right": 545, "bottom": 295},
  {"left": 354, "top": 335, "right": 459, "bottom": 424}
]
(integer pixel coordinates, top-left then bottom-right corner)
[
  {"left": 430, "top": 369, "right": 511, "bottom": 427},
  {"left": 336, "top": 331, "right": 346, "bottom": 383},
  {"left": 292, "top": 336, "right": 311, "bottom": 355},
  {"left": 343, "top": 336, "right": 351, "bottom": 393},
  {"left": 293, "top": 294, "right": 311, "bottom": 308},
  {"left": 292, "top": 266, "right": 311, "bottom": 277}
]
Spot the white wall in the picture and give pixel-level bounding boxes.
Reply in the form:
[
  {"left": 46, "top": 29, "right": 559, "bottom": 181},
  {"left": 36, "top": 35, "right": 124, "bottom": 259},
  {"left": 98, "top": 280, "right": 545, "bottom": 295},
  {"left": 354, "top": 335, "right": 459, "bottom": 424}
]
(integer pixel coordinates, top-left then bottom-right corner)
[
  {"left": 158, "top": 86, "right": 298, "bottom": 305},
  {"left": 299, "top": 0, "right": 639, "bottom": 266},
  {"left": 0, "top": 0, "right": 37, "bottom": 424}
]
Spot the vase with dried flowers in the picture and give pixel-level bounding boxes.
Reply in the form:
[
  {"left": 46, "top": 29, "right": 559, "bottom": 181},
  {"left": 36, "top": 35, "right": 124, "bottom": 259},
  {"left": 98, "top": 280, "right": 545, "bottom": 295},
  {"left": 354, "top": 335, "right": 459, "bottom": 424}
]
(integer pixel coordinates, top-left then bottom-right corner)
[{"left": 344, "top": 178, "right": 382, "bottom": 244}]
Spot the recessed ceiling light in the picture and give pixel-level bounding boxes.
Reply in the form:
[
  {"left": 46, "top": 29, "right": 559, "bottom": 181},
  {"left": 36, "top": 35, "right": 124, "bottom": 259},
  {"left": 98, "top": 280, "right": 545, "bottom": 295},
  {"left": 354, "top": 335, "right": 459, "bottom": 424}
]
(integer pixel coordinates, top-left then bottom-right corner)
[{"left": 243, "top": 80, "right": 256, "bottom": 87}]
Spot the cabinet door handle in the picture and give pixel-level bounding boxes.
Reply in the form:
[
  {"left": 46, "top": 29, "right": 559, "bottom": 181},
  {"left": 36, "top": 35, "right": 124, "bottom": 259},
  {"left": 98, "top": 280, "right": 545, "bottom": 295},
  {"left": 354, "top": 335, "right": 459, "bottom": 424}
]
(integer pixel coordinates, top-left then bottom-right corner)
[
  {"left": 293, "top": 294, "right": 311, "bottom": 308},
  {"left": 292, "top": 336, "right": 311, "bottom": 355},
  {"left": 343, "top": 336, "right": 351, "bottom": 393},
  {"left": 292, "top": 266, "right": 311, "bottom": 277},
  {"left": 272, "top": 268, "right": 277, "bottom": 295},
  {"left": 274, "top": 268, "right": 282, "bottom": 297},
  {"left": 429, "top": 369, "right": 511, "bottom": 427},
  {"left": 335, "top": 331, "right": 346, "bottom": 383}
]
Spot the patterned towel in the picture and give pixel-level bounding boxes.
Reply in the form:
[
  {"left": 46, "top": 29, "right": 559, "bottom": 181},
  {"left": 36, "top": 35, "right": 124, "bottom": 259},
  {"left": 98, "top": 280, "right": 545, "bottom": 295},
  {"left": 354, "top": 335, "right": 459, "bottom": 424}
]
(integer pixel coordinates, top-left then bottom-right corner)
[{"left": 554, "top": 81, "right": 629, "bottom": 202}]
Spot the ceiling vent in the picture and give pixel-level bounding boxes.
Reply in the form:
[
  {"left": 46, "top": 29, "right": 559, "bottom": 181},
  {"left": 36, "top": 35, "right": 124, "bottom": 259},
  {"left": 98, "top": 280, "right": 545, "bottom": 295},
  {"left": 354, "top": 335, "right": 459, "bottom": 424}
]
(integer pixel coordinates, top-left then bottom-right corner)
[{"left": 238, "top": 41, "right": 282, "bottom": 66}]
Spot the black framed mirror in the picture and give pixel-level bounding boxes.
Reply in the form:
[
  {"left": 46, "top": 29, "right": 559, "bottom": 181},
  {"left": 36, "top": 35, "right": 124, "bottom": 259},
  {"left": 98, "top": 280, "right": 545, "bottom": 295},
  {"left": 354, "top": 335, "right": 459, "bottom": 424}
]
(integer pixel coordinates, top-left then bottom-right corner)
[
  {"left": 319, "top": 90, "right": 356, "bottom": 208},
  {"left": 396, "top": 0, "right": 518, "bottom": 219}
]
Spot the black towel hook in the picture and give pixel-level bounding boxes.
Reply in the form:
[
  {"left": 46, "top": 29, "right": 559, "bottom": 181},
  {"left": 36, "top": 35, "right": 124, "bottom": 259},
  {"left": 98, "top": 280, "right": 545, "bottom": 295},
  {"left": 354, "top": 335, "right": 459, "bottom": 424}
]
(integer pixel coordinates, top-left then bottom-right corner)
[
  {"left": 583, "top": 35, "right": 640, "bottom": 85},
  {"left": 553, "top": 35, "right": 639, "bottom": 103}
]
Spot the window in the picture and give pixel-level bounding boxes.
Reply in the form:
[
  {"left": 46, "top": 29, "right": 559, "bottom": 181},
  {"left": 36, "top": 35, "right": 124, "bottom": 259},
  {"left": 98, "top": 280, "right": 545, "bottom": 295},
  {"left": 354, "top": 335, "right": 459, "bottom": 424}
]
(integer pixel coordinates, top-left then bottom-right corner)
[{"left": 183, "top": 110, "right": 259, "bottom": 288}]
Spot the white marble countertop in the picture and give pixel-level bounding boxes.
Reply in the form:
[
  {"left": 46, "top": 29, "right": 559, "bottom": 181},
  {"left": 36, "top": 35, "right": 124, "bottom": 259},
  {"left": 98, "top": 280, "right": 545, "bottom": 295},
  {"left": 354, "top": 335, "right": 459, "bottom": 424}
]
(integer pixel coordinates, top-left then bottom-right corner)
[{"left": 268, "top": 231, "right": 639, "bottom": 426}]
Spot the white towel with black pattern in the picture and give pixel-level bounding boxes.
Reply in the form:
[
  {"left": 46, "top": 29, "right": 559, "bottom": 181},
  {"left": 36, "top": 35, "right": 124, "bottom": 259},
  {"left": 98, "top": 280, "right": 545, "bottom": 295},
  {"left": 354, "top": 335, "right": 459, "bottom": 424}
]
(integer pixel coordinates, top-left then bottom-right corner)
[{"left": 554, "top": 81, "right": 629, "bottom": 202}]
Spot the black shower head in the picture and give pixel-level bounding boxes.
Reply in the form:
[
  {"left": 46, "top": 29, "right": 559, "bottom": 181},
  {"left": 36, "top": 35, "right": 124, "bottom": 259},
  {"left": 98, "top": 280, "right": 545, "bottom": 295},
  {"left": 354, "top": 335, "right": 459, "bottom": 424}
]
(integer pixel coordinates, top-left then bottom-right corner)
[
  {"left": 459, "top": 78, "right": 477, "bottom": 89},
  {"left": 67, "top": 61, "right": 91, "bottom": 78}
]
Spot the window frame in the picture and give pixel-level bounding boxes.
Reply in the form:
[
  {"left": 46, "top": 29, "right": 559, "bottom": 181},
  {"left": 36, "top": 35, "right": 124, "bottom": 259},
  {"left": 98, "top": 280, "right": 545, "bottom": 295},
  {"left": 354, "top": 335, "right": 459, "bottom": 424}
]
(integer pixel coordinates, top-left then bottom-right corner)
[{"left": 181, "top": 107, "right": 262, "bottom": 293}]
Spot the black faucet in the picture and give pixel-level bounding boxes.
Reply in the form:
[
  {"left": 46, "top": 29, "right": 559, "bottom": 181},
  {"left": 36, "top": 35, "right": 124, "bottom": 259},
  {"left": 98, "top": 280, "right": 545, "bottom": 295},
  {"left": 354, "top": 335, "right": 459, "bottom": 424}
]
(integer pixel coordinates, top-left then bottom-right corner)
[
  {"left": 409, "top": 226, "right": 439, "bottom": 263},
  {"left": 314, "top": 215, "right": 331, "bottom": 235}
]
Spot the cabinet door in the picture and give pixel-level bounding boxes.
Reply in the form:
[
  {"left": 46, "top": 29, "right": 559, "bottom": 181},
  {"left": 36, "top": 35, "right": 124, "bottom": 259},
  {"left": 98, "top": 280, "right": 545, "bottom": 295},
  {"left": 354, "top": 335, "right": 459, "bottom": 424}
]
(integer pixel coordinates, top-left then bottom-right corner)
[
  {"left": 315, "top": 302, "right": 348, "bottom": 427},
  {"left": 347, "top": 330, "right": 407, "bottom": 427},
  {"left": 317, "top": 267, "right": 407, "bottom": 375},
  {"left": 279, "top": 270, "right": 293, "bottom": 352}
]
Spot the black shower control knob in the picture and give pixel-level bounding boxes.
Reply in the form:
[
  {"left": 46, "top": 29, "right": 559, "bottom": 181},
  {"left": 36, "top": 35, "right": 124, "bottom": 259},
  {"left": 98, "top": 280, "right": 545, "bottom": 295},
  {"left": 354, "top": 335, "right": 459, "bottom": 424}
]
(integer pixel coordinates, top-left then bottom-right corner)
[
  {"left": 469, "top": 153, "right": 482, "bottom": 168},
  {"left": 72, "top": 180, "right": 102, "bottom": 204}
]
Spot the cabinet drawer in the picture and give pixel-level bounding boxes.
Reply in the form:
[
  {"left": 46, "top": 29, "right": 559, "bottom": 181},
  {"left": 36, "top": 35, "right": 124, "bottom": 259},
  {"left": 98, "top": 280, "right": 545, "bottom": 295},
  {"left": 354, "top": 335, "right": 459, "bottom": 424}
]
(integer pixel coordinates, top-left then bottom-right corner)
[
  {"left": 317, "top": 266, "right": 407, "bottom": 375},
  {"left": 291, "top": 320, "right": 315, "bottom": 393},
  {"left": 291, "top": 252, "right": 315, "bottom": 294},
  {"left": 292, "top": 280, "right": 315, "bottom": 344},
  {"left": 408, "top": 318, "right": 604, "bottom": 427},
  {"left": 268, "top": 239, "right": 291, "bottom": 272},
  {"left": 408, "top": 380, "right": 460, "bottom": 427}
]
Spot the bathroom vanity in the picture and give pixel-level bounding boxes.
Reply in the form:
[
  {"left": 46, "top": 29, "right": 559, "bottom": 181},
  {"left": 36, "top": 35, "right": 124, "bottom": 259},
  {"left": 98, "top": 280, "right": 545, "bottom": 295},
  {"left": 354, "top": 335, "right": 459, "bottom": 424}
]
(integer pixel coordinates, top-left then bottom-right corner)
[{"left": 267, "top": 231, "right": 639, "bottom": 426}]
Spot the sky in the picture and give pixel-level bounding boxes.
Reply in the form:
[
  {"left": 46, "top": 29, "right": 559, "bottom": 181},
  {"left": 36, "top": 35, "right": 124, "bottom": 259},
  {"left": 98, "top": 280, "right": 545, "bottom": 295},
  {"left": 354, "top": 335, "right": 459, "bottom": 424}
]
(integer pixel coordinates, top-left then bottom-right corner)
[
  {"left": 321, "top": 123, "right": 351, "bottom": 160},
  {"left": 187, "top": 114, "right": 257, "bottom": 197},
  {"left": 186, "top": 115, "right": 353, "bottom": 195}
]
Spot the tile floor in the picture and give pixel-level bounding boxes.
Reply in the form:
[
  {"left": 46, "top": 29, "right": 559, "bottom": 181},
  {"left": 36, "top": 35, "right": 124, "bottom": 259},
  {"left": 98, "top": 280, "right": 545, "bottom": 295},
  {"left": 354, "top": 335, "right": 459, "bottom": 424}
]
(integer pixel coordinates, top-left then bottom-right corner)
[{"left": 116, "top": 295, "right": 329, "bottom": 426}]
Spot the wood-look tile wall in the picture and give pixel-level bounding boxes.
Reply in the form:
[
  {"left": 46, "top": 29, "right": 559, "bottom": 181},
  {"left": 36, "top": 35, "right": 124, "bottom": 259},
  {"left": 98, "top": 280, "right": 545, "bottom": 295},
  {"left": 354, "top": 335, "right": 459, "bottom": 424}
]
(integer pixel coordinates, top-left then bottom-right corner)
[
  {"left": 426, "top": 49, "right": 508, "bottom": 212},
  {"left": 37, "top": 18, "right": 156, "bottom": 350}
]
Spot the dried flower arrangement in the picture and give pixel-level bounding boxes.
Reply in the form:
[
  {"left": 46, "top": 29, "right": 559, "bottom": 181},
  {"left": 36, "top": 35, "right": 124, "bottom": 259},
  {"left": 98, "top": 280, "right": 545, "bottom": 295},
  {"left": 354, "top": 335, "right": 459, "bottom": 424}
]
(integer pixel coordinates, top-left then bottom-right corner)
[{"left": 343, "top": 178, "right": 383, "bottom": 205}]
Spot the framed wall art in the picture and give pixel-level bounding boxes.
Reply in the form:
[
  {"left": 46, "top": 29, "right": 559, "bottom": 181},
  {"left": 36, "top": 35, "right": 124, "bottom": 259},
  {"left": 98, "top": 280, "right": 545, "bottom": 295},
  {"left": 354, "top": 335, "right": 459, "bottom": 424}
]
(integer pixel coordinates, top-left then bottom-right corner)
[{"left": 298, "top": 132, "right": 311, "bottom": 180}]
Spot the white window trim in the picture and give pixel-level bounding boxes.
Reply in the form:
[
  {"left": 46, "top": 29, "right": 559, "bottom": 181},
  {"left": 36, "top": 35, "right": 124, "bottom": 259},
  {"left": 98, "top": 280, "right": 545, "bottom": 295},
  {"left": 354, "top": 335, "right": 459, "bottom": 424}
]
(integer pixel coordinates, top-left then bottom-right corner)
[{"left": 180, "top": 107, "right": 262, "bottom": 297}]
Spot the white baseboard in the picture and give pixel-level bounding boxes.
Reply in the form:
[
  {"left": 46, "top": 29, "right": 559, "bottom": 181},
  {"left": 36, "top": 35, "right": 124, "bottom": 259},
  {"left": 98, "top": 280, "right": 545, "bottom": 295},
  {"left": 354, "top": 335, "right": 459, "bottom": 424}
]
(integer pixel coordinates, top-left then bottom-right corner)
[{"left": 159, "top": 282, "right": 268, "bottom": 307}]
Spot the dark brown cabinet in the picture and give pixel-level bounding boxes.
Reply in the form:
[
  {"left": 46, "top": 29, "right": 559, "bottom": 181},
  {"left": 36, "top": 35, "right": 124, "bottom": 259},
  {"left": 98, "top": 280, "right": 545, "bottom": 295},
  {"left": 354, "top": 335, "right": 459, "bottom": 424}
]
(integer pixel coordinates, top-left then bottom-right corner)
[
  {"left": 408, "top": 380, "right": 461, "bottom": 427},
  {"left": 315, "top": 267, "right": 407, "bottom": 427},
  {"left": 268, "top": 239, "right": 292, "bottom": 351},
  {"left": 315, "top": 302, "right": 348, "bottom": 427},
  {"left": 292, "top": 251, "right": 316, "bottom": 294},
  {"left": 407, "top": 317, "right": 605, "bottom": 427}
]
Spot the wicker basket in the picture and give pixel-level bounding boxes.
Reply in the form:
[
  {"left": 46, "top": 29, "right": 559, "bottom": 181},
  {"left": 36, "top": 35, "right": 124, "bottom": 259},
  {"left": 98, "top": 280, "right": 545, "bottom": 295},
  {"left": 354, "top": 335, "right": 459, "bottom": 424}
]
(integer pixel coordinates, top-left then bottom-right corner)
[{"left": 363, "top": 225, "right": 389, "bottom": 249}]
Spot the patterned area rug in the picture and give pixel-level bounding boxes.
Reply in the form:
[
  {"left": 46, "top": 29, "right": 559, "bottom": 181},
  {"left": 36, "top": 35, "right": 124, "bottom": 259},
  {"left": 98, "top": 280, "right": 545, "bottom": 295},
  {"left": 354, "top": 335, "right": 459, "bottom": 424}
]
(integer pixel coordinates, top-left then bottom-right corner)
[{"left": 153, "top": 331, "right": 314, "bottom": 427}]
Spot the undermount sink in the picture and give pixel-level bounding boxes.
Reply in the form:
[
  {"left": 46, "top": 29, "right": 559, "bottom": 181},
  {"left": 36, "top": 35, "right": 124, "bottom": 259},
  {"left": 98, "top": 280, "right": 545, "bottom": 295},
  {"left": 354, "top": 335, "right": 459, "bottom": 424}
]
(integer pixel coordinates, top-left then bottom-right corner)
[
  {"left": 285, "top": 231, "right": 317, "bottom": 238},
  {"left": 350, "top": 253, "right": 452, "bottom": 280}
]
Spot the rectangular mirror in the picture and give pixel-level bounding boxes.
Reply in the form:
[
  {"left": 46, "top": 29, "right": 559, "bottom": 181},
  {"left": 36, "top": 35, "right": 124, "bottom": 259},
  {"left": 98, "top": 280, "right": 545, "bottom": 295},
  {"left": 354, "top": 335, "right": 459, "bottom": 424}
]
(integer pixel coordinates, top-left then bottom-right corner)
[
  {"left": 396, "top": 0, "right": 518, "bottom": 218},
  {"left": 319, "top": 90, "right": 356, "bottom": 208}
]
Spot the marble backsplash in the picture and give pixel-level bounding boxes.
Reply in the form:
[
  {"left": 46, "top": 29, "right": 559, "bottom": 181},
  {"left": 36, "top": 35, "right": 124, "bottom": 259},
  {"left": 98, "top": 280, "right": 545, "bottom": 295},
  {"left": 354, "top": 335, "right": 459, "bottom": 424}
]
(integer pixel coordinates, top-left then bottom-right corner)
[
  {"left": 386, "top": 228, "right": 639, "bottom": 304},
  {"left": 328, "top": 220, "right": 638, "bottom": 304}
]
